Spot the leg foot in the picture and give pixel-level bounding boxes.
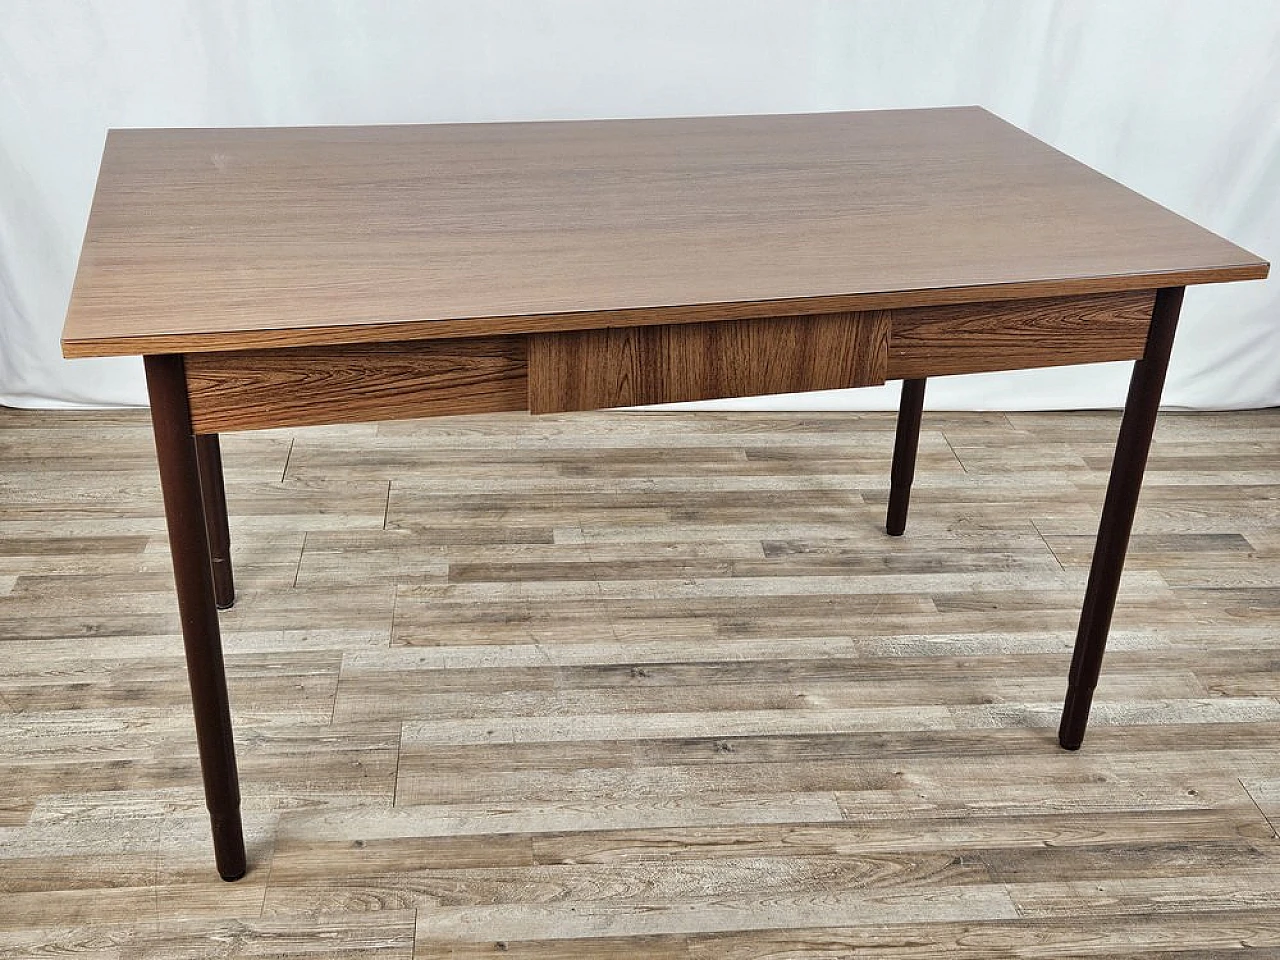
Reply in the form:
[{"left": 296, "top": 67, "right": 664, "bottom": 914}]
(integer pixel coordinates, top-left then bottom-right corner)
[
  {"left": 1058, "top": 687, "right": 1088, "bottom": 750},
  {"left": 213, "top": 815, "right": 248, "bottom": 881}
]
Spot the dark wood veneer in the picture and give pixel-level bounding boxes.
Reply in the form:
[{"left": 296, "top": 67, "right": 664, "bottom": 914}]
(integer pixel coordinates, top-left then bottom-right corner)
[{"left": 529, "top": 312, "right": 889, "bottom": 414}]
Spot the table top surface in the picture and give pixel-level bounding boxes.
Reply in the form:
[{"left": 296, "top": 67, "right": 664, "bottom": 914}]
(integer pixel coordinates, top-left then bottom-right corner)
[{"left": 62, "top": 107, "right": 1267, "bottom": 358}]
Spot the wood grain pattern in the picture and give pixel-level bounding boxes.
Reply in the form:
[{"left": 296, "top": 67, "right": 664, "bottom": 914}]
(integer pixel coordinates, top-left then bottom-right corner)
[
  {"left": 5, "top": 405, "right": 1280, "bottom": 955},
  {"left": 185, "top": 337, "right": 527, "bottom": 433},
  {"left": 180, "top": 288, "right": 1146, "bottom": 432},
  {"left": 888, "top": 289, "right": 1156, "bottom": 379},
  {"left": 61, "top": 108, "right": 1266, "bottom": 358},
  {"left": 529, "top": 313, "right": 888, "bottom": 414}
]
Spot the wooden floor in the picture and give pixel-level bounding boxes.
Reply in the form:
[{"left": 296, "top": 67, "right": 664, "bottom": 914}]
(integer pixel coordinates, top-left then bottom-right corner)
[{"left": 1, "top": 405, "right": 1279, "bottom": 958}]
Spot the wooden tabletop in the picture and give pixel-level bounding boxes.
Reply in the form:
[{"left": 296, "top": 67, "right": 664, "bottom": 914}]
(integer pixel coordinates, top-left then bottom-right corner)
[{"left": 62, "top": 107, "right": 1267, "bottom": 358}]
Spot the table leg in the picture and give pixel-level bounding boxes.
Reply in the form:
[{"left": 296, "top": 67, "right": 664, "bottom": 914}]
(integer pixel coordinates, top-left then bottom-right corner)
[
  {"left": 195, "top": 434, "right": 235, "bottom": 609},
  {"left": 1059, "top": 286, "right": 1184, "bottom": 750},
  {"left": 886, "top": 378, "right": 927, "bottom": 536},
  {"left": 145, "top": 355, "right": 247, "bottom": 881}
]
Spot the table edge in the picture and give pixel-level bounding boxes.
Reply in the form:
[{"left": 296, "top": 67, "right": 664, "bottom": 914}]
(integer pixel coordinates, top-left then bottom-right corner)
[{"left": 61, "top": 265, "right": 1269, "bottom": 359}]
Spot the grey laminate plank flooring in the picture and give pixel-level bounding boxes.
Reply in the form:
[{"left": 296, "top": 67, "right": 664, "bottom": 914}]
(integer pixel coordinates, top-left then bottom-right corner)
[{"left": 1, "top": 407, "right": 1277, "bottom": 958}]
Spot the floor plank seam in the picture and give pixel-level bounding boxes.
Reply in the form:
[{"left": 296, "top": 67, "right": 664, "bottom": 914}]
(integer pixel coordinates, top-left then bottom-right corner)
[
  {"left": 392, "top": 721, "right": 404, "bottom": 808},
  {"left": 941, "top": 429, "right": 967, "bottom": 474},
  {"left": 1030, "top": 518, "right": 1068, "bottom": 573},
  {"left": 293, "top": 531, "right": 307, "bottom": 589},
  {"left": 280, "top": 437, "right": 294, "bottom": 482},
  {"left": 1241, "top": 778, "right": 1280, "bottom": 841}
]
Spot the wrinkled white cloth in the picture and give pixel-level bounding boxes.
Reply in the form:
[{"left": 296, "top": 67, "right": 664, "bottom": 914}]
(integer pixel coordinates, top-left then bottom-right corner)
[{"left": 2, "top": 0, "right": 1276, "bottom": 410}]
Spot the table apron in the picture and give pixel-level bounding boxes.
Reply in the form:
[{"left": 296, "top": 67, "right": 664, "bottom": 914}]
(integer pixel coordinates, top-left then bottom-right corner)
[
  {"left": 183, "top": 289, "right": 1156, "bottom": 433},
  {"left": 887, "top": 288, "right": 1156, "bottom": 379},
  {"left": 185, "top": 336, "right": 529, "bottom": 433}
]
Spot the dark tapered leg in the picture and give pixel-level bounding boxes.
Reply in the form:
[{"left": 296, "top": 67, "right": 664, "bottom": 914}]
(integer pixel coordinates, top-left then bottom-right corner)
[
  {"left": 886, "top": 378, "right": 927, "bottom": 536},
  {"left": 195, "top": 434, "right": 235, "bottom": 609},
  {"left": 1059, "top": 287, "right": 1184, "bottom": 750},
  {"left": 145, "top": 355, "right": 247, "bottom": 881}
]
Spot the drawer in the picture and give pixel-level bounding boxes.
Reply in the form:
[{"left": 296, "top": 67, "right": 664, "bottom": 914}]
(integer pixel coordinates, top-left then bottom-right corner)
[{"left": 528, "top": 312, "right": 890, "bottom": 414}]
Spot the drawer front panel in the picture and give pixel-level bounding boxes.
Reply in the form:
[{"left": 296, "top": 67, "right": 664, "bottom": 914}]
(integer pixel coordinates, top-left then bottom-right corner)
[{"left": 529, "top": 312, "right": 890, "bottom": 414}]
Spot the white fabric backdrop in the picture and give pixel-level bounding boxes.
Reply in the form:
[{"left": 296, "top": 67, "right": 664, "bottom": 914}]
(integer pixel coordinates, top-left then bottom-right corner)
[{"left": 2, "top": 0, "right": 1277, "bottom": 411}]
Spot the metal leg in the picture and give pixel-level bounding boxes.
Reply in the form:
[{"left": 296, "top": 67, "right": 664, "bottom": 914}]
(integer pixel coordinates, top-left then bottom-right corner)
[
  {"left": 196, "top": 434, "right": 235, "bottom": 609},
  {"left": 1059, "top": 287, "right": 1184, "bottom": 750},
  {"left": 145, "top": 355, "right": 247, "bottom": 881},
  {"left": 886, "top": 378, "right": 927, "bottom": 536}
]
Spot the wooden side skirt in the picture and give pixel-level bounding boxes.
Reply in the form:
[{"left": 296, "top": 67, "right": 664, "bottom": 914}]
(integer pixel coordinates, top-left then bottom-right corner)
[
  {"left": 887, "top": 289, "right": 1155, "bottom": 379},
  {"left": 185, "top": 337, "right": 528, "bottom": 433},
  {"left": 183, "top": 290, "right": 1156, "bottom": 432}
]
